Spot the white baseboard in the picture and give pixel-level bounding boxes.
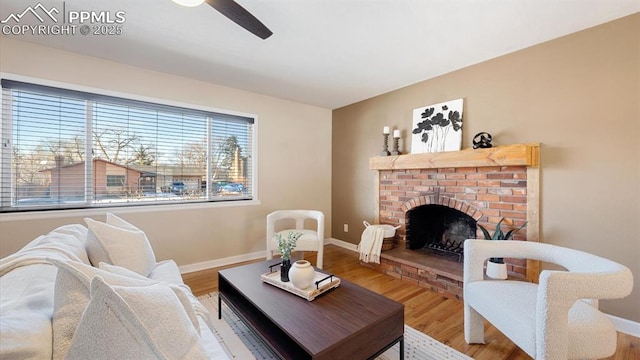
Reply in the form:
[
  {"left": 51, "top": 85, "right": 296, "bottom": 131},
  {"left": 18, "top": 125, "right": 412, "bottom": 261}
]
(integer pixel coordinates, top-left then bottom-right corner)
[
  {"left": 180, "top": 239, "right": 354, "bottom": 274},
  {"left": 608, "top": 314, "right": 640, "bottom": 337},
  {"left": 178, "top": 250, "right": 266, "bottom": 274},
  {"left": 325, "top": 237, "right": 358, "bottom": 252},
  {"left": 180, "top": 238, "right": 640, "bottom": 337}
]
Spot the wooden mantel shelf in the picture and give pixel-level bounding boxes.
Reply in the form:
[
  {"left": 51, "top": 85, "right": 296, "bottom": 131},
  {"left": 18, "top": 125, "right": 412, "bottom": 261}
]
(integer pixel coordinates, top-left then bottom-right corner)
[{"left": 369, "top": 143, "right": 539, "bottom": 170}]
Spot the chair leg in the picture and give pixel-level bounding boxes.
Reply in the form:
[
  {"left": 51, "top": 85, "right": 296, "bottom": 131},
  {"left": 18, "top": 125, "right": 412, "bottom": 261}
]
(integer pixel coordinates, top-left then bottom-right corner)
[
  {"left": 316, "top": 249, "right": 323, "bottom": 269},
  {"left": 464, "top": 304, "right": 485, "bottom": 344}
]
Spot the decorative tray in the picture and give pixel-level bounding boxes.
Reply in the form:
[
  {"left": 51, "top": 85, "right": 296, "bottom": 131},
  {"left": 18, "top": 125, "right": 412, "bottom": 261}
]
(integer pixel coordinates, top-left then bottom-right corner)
[{"left": 260, "top": 265, "right": 341, "bottom": 301}]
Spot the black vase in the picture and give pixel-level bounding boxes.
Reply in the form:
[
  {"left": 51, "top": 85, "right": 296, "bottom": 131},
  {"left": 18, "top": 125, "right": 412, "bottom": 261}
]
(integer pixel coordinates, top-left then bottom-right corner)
[{"left": 280, "top": 259, "right": 291, "bottom": 282}]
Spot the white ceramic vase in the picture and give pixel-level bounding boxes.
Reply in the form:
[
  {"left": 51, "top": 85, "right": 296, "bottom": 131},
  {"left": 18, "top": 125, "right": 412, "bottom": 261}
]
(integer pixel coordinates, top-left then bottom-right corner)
[
  {"left": 288, "top": 260, "right": 315, "bottom": 289},
  {"left": 486, "top": 260, "right": 508, "bottom": 280}
]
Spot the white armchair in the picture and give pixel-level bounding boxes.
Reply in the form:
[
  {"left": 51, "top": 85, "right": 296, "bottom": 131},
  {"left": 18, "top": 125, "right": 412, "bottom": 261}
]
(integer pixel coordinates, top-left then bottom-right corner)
[
  {"left": 266, "top": 210, "right": 325, "bottom": 269},
  {"left": 463, "top": 239, "right": 633, "bottom": 360}
]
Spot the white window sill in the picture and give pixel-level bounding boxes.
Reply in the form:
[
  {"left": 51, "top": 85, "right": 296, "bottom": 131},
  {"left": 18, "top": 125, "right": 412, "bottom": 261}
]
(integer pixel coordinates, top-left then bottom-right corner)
[{"left": 0, "top": 199, "right": 261, "bottom": 222}]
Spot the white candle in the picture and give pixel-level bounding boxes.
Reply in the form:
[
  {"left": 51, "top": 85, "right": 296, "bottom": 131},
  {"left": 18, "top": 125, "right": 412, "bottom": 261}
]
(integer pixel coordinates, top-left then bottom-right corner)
[
  {"left": 383, "top": 126, "right": 390, "bottom": 134},
  {"left": 393, "top": 129, "right": 400, "bottom": 138}
]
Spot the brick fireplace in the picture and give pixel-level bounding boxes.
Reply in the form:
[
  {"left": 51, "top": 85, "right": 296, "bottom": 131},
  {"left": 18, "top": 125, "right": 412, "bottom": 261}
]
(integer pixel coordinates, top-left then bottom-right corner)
[{"left": 365, "top": 144, "right": 540, "bottom": 299}]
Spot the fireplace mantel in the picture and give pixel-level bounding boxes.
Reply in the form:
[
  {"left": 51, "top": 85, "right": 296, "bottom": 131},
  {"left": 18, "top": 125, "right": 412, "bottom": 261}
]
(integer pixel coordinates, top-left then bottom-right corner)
[{"left": 370, "top": 143, "right": 539, "bottom": 170}]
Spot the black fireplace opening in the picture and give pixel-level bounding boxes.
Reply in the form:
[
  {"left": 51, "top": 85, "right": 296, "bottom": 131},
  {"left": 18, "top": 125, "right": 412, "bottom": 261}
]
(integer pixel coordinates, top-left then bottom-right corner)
[{"left": 406, "top": 204, "right": 477, "bottom": 260}]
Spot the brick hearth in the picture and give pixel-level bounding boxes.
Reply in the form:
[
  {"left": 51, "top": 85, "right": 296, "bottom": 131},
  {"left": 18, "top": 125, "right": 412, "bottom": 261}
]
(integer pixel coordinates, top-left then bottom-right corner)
[
  {"left": 360, "top": 247, "right": 465, "bottom": 298},
  {"left": 366, "top": 144, "right": 540, "bottom": 299}
]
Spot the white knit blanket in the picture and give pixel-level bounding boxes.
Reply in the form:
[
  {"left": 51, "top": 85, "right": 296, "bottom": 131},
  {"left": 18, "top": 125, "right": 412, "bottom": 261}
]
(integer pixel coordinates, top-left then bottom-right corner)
[
  {"left": 0, "top": 225, "right": 89, "bottom": 360},
  {"left": 358, "top": 225, "right": 386, "bottom": 264},
  {"left": 0, "top": 225, "right": 89, "bottom": 277}
]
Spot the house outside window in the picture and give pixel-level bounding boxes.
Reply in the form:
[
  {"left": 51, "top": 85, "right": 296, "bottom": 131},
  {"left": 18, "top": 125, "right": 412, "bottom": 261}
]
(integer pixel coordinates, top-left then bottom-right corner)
[{"left": 0, "top": 79, "right": 255, "bottom": 212}]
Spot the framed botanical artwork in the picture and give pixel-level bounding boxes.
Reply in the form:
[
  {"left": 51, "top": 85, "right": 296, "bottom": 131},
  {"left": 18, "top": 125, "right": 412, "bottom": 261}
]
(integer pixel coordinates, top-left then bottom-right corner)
[{"left": 411, "top": 98, "right": 463, "bottom": 154}]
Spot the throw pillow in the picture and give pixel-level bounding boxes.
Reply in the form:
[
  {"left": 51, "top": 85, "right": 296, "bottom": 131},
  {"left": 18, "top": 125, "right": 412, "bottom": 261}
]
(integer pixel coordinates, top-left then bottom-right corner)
[
  {"left": 51, "top": 260, "right": 200, "bottom": 360},
  {"left": 98, "top": 261, "right": 201, "bottom": 334},
  {"left": 105, "top": 212, "right": 141, "bottom": 231},
  {"left": 98, "top": 261, "right": 151, "bottom": 280},
  {"left": 64, "top": 276, "right": 209, "bottom": 360},
  {"left": 84, "top": 216, "right": 156, "bottom": 276}
]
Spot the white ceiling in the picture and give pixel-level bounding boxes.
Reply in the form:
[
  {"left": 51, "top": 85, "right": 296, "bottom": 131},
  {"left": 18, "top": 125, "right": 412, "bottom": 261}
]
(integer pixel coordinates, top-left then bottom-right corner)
[{"left": 1, "top": 0, "right": 638, "bottom": 109}]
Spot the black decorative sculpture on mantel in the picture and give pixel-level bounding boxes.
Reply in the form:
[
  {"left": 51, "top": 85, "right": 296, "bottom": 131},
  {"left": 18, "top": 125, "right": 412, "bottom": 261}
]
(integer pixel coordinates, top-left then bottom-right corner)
[{"left": 472, "top": 132, "right": 493, "bottom": 149}]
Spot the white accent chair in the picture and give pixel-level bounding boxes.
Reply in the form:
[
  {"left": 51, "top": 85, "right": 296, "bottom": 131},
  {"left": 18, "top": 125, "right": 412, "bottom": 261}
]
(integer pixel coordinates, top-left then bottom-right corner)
[
  {"left": 266, "top": 210, "right": 325, "bottom": 269},
  {"left": 463, "top": 239, "right": 633, "bottom": 360}
]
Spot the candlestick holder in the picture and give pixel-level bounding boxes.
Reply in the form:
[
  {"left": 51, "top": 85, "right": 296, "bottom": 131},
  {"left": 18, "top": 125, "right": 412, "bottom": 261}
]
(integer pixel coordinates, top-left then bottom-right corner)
[
  {"left": 391, "top": 136, "right": 401, "bottom": 155},
  {"left": 380, "top": 134, "right": 391, "bottom": 156}
]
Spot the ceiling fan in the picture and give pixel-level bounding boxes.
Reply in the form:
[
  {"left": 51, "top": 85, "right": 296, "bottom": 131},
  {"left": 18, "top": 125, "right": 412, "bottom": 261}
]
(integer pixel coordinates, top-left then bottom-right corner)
[{"left": 172, "top": 0, "right": 273, "bottom": 39}]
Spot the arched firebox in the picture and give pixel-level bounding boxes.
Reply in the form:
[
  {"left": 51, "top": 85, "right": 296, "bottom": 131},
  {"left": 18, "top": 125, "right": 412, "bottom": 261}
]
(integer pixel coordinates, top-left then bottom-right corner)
[{"left": 406, "top": 204, "right": 477, "bottom": 261}]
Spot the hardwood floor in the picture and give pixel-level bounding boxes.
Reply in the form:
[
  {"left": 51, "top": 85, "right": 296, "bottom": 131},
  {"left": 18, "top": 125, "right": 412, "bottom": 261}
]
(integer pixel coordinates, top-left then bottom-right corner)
[{"left": 183, "top": 245, "right": 640, "bottom": 360}]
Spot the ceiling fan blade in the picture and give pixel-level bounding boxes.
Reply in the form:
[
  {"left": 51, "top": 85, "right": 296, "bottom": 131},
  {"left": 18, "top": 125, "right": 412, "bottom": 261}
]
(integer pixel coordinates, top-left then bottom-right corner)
[{"left": 205, "top": 0, "right": 273, "bottom": 39}]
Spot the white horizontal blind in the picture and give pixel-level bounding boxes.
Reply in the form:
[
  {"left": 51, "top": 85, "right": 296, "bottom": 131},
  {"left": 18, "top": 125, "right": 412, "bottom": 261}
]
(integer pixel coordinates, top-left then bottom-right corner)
[
  {"left": 0, "top": 88, "right": 87, "bottom": 210},
  {"left": 209, "top": 115, "right": 253, "bottom": 198},
  {"left": 0, "top": 80, "right": 254, "bottom": 212}
]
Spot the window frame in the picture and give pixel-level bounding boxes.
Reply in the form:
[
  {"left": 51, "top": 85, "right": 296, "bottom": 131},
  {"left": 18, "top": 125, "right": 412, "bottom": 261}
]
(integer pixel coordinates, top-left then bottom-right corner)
[{"left": 0, "top": 74, "right": 259, "bottom": 214}]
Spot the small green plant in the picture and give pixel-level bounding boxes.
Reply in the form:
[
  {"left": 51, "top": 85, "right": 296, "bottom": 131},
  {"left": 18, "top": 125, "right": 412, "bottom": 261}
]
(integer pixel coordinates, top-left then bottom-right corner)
[
  {"left": 276, "top": 231, "right": 303, "bottom": 261},
  {"left": 477, "top": 218, "right": 527, "bottom": 264}
]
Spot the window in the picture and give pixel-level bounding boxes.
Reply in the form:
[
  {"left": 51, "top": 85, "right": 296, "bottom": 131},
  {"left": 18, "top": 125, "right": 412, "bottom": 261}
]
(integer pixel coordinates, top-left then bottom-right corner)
[
  {"left": 106, "top": 175, "right": 125, "bottom": 187},
  {"left": 1, "top": 79, "right": 255, "bottom": 212}
]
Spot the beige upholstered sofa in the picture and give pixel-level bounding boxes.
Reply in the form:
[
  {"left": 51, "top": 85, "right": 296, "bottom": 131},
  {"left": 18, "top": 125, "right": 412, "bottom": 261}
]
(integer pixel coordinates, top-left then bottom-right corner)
[{"left": 0, "top": 214, "right": 229, "bottom": 359}]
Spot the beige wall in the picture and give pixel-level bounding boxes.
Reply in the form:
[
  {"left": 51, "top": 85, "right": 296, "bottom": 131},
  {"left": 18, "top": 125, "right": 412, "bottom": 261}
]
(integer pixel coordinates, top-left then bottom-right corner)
[
  {"left": 0, "top": 38, "right": 332, "bottom": 267},
  {"left": 332, "top": 14, "right": 640, "bottom": 321}
]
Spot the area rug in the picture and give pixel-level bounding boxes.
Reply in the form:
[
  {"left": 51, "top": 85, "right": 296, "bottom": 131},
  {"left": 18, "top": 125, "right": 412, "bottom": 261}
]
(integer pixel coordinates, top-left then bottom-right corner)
[{"left": 198, "top": 292, "right": 473, "bottom": 360}]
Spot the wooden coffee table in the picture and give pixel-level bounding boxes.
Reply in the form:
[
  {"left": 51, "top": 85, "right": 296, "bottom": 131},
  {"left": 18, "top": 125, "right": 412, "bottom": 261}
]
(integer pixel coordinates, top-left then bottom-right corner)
[{"left": 218, "top": 259, "right": 404, "bottom": 359}]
